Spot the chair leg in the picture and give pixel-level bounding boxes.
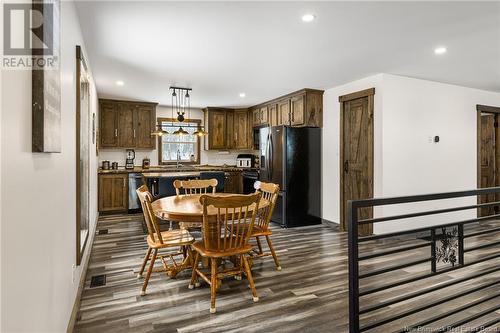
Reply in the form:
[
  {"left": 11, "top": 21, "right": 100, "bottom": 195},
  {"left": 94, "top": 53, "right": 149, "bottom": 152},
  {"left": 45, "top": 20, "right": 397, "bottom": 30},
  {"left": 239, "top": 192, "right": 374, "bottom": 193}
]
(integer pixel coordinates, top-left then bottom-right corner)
[
  {"left": 141, "top": 248, "right": 157, "bottom": 296},
  {"left": 265, "top": 235, "right": 281, "bottom": 271},
  {"left": 210, "top": 258, "right": 218, "bottom": 314},
  {"left": 189, "top": 252, "right": 201, "bottom": 289},
  {"left": 137, "top": 247, "right": 152, "bottom": 278},
  {"left": 255, "top": 236, "right": 263, "bottom": 254},
  {"left": 242, "top": 255, "right": 259, "bottom": 302}
]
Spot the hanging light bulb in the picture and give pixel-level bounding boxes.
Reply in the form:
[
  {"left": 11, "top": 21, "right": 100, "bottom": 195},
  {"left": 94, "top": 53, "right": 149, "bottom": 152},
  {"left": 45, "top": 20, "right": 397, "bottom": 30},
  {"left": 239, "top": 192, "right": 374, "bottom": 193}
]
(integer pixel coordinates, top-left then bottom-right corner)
[
  {"left": 173, "top": 126, "right": 189, "bottom": 136},
  {"left": 151, "top": 124, "right": 168, "bottom": 136}
]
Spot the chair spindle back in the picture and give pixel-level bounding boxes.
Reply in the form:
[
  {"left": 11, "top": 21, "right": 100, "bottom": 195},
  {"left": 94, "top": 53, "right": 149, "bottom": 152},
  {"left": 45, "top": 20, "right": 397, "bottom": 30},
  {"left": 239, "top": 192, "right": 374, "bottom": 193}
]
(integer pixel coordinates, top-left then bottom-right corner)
[
  {"left": 136, "top": 185, "right": 164, "bottom": 244},
  {"left": 174, "top": 179, "right": 218, "bottom": 196},
  {"left": 253, "top": 181, "right": 280, "bottom": 231},
  {"left": 200, "top": 193, "right": 262, "bottom": 253}
]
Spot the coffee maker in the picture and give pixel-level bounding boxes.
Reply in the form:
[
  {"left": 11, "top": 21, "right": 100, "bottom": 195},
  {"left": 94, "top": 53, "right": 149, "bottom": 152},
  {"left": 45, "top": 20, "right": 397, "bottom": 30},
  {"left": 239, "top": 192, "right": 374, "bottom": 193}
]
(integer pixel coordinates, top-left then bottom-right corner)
[{"left": 125, "top": 149, "right": 135, "bottom": 169}]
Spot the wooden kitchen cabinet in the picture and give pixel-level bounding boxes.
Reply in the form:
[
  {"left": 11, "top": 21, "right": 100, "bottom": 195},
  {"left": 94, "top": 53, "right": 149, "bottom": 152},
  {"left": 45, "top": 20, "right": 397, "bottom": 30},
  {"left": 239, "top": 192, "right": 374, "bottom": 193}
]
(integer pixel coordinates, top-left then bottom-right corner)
[
  {"left": 278, "top": 99, "right": 291, "bottom": 126},
  {"left": 268, "top": 103, "right": 278, "bottom": 126},
  {"left": 118, "top": 103, "right": 136, "bottom": 147},
  {"left": 234, "top": 109, "right": 249, "bottom": 149},
  {"left": 260, "top": 106, "right": 269, "bottom": 125},
  {"left": 98, "top": 173, "right": 128, "bottom": 213},
  {"left": 290, "top": 94, "right": 305, "bottom": 126},
  {"left": 252, "top": 108, "right": 261, "bottom": 126},
  {"left": 100, "top": 101, "right": 119, "bottom": 147},
  {"left": 99, "top": 99, "right": 157, "bottom": 149},
  {"left": 251, "top": 89, "right": 323, "bottom": 128},
  {"left": 224, "top": 171, "right": 242, "bottom": 193},
  {"left": 204, "top": 107, "right": 251, "bottom": 150},
  {"left": 135, "top": 104, "right": 156, "bottom": 148},
  {"left": 206, "top": 108, "right": 228, "bottom": 149}
]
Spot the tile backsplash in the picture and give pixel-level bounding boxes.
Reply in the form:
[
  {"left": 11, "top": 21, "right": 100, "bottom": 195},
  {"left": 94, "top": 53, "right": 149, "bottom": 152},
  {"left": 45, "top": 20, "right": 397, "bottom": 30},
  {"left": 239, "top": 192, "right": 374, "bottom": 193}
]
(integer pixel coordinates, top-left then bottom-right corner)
[{"left": 98, "top": 149, "right": 257, "bottom": 167}]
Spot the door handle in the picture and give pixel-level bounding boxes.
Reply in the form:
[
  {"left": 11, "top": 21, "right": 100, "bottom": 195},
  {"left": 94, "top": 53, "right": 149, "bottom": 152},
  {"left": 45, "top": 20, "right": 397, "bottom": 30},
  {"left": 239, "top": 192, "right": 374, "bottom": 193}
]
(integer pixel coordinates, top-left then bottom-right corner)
[
  {"left": 133, "top": 129, "right": 136, "bottom": 138},
  {"left": 269, "top": 131, "right": 274, "bottom": 179},
  {"left": 344, "top": 160, "right": 349, "bottom": 174},
  {"left": 115, "top": 129, "right": 118, "bottom": 137}
]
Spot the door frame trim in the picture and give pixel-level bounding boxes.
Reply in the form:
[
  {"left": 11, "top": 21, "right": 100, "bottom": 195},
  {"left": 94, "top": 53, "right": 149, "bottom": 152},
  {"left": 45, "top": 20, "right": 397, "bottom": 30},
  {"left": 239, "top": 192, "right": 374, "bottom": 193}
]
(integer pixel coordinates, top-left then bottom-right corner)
[
  {"left": 476, "top": 104, "right": 500, "bottom": 217},
  {"left": 76, "top": 45, "right": 90, "bottom": 265},
  {"left": 339, "top": 88, "right": 375, "bottom": 233}
]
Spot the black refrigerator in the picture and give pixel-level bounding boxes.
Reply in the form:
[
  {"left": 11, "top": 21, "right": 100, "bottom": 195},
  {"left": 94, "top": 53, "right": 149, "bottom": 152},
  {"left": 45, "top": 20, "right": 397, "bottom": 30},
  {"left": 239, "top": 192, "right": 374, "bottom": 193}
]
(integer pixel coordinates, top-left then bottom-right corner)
[{"left": 259, "top": 126, "right": 321, "bottom": 228}]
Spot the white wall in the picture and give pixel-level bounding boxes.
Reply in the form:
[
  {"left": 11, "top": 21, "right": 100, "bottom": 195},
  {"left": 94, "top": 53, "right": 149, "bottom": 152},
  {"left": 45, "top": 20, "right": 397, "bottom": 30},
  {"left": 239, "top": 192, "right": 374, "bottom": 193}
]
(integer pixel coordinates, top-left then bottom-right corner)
[
  {"left": 376, "top": 74, "right": 500, "bottom": 233},
  {"left": 322, "top": 73, "right": 500, "bottom": 233},
  {"left": 98, "top": 106, "right": 256, "bottom": 167},
  {"left": 1, "top": 1, "right": 98, "bottom": 332},
  {"left": 322, "top": 74, "right": 384, "bottom": 224}
]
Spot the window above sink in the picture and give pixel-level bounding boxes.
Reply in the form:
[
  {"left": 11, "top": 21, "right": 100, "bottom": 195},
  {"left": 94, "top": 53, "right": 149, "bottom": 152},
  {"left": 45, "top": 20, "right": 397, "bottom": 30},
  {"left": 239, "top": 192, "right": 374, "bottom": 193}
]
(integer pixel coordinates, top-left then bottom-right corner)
[{"left": 157, "top": 118, "right": 201, "bottom": 165}]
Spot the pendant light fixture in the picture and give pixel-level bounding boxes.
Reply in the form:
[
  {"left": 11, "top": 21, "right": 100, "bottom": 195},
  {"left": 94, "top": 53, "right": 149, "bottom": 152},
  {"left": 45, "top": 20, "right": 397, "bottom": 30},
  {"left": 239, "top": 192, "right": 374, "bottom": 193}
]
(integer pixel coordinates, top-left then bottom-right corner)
[
  {"left": 168, "top": 86, "right": 208, "bottom": 136},
  {"left": 151, "top": 86, "right": 209, "bottom": 137},
  {"left": 150, "top": 124, "right": 168, "bottom": 137}
]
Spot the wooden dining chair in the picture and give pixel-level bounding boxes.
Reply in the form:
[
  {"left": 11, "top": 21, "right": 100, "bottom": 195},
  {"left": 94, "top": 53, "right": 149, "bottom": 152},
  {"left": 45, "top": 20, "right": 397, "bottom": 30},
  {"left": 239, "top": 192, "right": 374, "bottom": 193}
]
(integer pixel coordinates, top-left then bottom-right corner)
[
  {"left": 136, "top": 185, "right": 195, "bottom": 295},
  {"left": 188, "top": 193, "right": 262, "bottom": 314},
  {"left": 173, "top": 179, "right": 218, "bottom": 230},
  {"left": 251, "top": 181, "right": 281, "bottom": 270}
]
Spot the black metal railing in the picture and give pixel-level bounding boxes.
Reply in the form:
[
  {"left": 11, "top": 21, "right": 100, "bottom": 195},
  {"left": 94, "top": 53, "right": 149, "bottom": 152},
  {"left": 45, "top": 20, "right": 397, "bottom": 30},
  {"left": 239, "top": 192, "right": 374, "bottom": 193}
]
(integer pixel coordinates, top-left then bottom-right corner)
[{"left": 348, "top": 187, "right": 500, "bottom": 333}]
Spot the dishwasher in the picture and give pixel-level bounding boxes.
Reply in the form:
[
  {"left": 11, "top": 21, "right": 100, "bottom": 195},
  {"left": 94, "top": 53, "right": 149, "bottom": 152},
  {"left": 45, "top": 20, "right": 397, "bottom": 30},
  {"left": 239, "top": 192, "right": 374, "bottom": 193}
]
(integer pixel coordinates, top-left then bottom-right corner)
[{"left": 128, "top": 173, "right": 145, "bottom": 211}]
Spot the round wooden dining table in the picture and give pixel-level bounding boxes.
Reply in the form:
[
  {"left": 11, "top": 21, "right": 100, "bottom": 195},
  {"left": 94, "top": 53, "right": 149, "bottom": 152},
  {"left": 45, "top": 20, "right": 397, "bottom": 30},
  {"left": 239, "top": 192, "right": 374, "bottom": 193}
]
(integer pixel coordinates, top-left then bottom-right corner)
[{"left": 151, "top": 193, "right": 269, "bottom": 222}]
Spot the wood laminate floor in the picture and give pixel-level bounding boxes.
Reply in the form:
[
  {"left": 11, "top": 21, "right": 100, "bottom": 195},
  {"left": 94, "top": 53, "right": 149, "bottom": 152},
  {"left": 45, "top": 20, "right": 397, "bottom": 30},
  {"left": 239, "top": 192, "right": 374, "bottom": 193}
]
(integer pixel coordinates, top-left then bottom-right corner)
[{"left": 74, "top": 215, "right": 500, "bottom": 333}]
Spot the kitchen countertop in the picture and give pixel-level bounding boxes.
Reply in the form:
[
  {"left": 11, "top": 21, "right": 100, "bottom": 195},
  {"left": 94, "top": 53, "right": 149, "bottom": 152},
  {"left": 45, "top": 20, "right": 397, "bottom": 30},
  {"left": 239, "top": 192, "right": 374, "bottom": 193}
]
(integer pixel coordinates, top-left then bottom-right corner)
[
  {"left": 141, "top": 171, "right": 202, "bottom": 178},
  {"left": 98, "top": 164, "right": 258, "bottom": 174}
]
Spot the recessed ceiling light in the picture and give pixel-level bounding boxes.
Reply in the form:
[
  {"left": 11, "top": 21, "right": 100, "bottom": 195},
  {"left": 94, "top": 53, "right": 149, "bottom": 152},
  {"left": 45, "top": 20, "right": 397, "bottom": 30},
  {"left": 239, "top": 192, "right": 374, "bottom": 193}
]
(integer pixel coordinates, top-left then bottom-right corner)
[
  {"left": 302, "top": 14, "right": 316, "bottom": 22},
  {"left": 434, "top": 47, "right": 447, "bottom": 55},
  {"left": 115, "top": 80, "right": 124, "bottom": 86},
  {"left": 239, "top": 92, "right": 246, "bottom": 98}
]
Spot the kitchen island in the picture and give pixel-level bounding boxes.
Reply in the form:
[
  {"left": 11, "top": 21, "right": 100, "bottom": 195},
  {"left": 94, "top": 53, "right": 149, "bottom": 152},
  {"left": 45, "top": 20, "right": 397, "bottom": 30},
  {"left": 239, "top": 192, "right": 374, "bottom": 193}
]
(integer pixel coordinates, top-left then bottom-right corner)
[{"left": 98, "top": 165, "right": 247, "bottom": 213}]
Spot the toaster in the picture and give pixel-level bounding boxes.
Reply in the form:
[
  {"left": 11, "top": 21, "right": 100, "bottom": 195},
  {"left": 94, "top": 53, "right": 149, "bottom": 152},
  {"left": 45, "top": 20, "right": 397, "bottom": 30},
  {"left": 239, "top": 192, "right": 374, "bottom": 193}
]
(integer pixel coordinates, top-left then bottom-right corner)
[{"left": 236, "top": 154, "right": 255, "bottom": 168}]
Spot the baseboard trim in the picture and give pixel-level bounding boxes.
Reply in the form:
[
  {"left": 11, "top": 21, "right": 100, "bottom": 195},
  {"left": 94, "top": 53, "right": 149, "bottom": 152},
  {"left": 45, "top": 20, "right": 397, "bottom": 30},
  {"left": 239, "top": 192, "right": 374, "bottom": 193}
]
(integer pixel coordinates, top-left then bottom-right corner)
[
  {"left": 322, "top": 218, "right": 340, "bottom": 230},
  {"left": 66, "top": 213, "right": 99, "bottom": 333}
]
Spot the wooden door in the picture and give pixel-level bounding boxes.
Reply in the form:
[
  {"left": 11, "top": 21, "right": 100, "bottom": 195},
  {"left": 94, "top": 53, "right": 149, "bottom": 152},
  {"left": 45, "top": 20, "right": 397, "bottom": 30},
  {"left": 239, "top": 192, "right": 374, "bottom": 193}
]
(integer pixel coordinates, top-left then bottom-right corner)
[
  {"left": 209, "top": 110, "right": 227, "bottom": 149},
  {"left": 224, "top": 172, "right": 242, "bottom": 193},
  {"left": 340, "top": 89, "right": 374, "bottom": 236},
  {"left": 99, "top": 101, "right": 118, "bottom": 147},
  {"left": 226, "top": 111, "right": 234, "bottom": 149},
  {"left": 260, "top": 106, "right": 269, "bottom": 125},
  {"left": 135, "top": 105, "right": 155, "bottom": 149},
  {"left": 98, "top": 174, "right": 128, "bottom": 212},
  {"left": 234, "top": 110, "right": 249, "bottom": 149},
  {"left": 268, "top": 103, "right": 278, "bottom": 126},
  {"left": 479, "top": 113, "right": 497, "bottom": 216},
  {"left": 278, "top": 99, "right": 290, "bottom": 126},
  {"left": 252, "top": 109, "right": 261, "bottom": 127},
  {"left": 290, "top": 95, "right": 305, "bottom": 126},
  {"left": 118, "top": 103, "right": 136, "bottom": 148}
]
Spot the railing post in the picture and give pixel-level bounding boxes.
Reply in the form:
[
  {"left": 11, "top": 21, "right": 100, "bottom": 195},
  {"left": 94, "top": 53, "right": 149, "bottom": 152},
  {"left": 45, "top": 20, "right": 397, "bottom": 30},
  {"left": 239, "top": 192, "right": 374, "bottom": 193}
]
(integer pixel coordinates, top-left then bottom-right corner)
[
  {"left": 458, "top": 224, "right": 464, "bottom": 266},
  {"left": 348, "top": 201, "right": 360, "bottom": 333},
  {"left": 430, "top": 228, "right": 437, "bottom": 273}
]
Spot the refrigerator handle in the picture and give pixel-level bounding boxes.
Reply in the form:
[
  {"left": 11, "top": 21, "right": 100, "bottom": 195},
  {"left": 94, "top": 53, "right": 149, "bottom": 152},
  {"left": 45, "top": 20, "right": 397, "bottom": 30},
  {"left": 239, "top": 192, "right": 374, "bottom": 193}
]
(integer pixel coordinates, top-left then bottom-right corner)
[
  {"left": 269, "top": 130, "right": 273, "bottom": 180},
  {"left": 267, "top": 131, "right": 272, "bottom": 176}
]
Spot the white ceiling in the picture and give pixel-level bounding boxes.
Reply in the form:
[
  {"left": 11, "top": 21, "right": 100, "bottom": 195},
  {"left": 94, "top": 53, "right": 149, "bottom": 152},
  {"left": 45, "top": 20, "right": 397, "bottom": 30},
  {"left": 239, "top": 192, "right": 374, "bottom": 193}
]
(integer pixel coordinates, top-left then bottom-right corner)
[{"left": 75, "top": 1, "right": 500, "bottom": 108}]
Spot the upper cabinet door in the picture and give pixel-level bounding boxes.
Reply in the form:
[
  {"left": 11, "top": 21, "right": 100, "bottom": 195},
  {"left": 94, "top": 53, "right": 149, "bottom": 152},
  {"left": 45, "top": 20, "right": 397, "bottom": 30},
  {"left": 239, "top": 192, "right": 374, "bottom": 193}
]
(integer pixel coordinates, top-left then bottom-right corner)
[
  {"left": 135, "top": 105, "right": 155, "bottom": 149},
  {"left": 226, "top": 111, "right": 235, "bottom": 149},
  {"left": 260, "top": 106, "right": 269, "bottom": 125},
  {"left": 100, "top": 102, "right": 118, "bottom": 147},
  {"left": 234, "top": 110, "right": 249, "bottom": 149},
  {"left": 117, "top": 103, "right": 136, "bottom": 148},
  {"left": 290, "top": 94, "right": 305, "bottom": 126},
  {"left": 268, "top": 103, "right": 278, "bottom": 127},
  {"left": 252, "top": 109, "right": 261, "bottom": 127},
  {"left": 278, "top": 99, "right": 291, "bottom": 126},
  {"left": 209, "top": 110, "right": 227, "bottom": 149}
]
